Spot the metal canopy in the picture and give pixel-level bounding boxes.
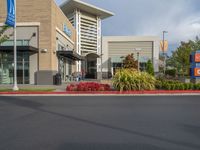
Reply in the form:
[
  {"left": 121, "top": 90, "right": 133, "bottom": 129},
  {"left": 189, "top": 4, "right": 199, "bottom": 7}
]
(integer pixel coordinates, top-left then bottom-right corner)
[
  {"left": 57, "top": 50, "right": 84, "bottom": 61},
  {"left": 0, "top": 46, "right": 38, "bottom": 53}
]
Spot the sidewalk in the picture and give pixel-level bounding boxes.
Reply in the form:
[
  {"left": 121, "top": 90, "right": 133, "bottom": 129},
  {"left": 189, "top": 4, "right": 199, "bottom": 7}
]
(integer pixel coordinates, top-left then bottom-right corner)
[{"left": 1, "top": 82, "right": 200, "bottom": 96}]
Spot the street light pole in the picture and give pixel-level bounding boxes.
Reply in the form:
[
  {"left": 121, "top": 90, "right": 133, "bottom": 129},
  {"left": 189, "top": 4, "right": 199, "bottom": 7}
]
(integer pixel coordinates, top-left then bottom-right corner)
[
  {"left": 13, "top": 0, "right": 19, "bottom": 91},
  {"left": 137, "top": 52, "right": 140, "bottom": 71},
  {"left": 100, "top": 54, "right": 103, "bottom": 80},
  {"left": 162, "top": 31, "right": 168, "bottom": 75}
]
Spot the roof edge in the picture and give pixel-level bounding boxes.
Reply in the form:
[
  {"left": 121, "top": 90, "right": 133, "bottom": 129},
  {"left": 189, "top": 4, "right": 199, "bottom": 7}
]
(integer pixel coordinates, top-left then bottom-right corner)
[{"left": 60, "top": 0, "right": 114, "bottom": 18}]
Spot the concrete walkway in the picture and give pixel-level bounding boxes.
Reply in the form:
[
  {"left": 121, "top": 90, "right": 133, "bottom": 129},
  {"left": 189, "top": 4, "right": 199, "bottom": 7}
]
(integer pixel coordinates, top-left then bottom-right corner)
[{"left": 0, "top": 80, "right": 106, "bottom": 92}]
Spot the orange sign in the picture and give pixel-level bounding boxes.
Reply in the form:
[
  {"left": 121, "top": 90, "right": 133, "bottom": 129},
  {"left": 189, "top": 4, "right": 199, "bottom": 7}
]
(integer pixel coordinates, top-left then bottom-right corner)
[
  {"left": 194, "top": 68, "right": 200, "bottom": 76},
  {"left": 160, "top": 40, "right": 168, "bottom": 52},
  {"left": 195, "top": 54, "right": 200, "bottom": 62}
]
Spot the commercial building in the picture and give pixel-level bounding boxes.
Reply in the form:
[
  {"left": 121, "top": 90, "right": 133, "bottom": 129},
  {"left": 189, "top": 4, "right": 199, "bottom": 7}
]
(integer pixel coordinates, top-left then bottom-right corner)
[
  {"left": 60, "top": 0, "right": 114, "bottom": 79},
  {"left": 0, "top": 0, "right": 113, "bottom": 84},
  {"left": 101, "top": 36, "right": 160, "bottom": 78},
  {"left": 0, "top": 0, "right": 160, "bottom": 85}
]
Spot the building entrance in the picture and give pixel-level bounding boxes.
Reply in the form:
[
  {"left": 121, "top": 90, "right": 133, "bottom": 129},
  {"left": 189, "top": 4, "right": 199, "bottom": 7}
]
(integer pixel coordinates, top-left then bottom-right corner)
[
  {"left": 85, "top": 53, "right": 99, "bottom": 79},
  {"left": 58, "top": 57, "right": 73, "bottom": 82}
]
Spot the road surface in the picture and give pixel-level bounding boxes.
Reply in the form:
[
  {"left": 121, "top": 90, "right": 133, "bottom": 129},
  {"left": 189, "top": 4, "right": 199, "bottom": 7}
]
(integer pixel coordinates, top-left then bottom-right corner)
[{"left": 0, "top": 96, "right": 200, "bottom": 150}]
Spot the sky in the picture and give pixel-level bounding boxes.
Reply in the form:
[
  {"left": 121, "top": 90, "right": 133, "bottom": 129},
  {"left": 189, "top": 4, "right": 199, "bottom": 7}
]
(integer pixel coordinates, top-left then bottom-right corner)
[{"left": 56, "top": 0, "right": 200, "bottom": 54}]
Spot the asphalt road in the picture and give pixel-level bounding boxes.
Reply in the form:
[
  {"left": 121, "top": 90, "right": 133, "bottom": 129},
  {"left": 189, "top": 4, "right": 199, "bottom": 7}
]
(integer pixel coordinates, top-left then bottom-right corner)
[{"left": 0, "top": 96, "right": 200, "bottom": 150}]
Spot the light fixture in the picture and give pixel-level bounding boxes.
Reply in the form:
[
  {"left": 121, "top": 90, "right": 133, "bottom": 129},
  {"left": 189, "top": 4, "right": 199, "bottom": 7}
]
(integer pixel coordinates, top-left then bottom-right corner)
[{"left": 41, "top": 49, "right": 48, "bottom": 53}]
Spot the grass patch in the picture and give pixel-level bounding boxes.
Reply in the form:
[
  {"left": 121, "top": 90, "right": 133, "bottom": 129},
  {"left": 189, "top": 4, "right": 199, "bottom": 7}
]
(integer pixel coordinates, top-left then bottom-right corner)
[{"left": 0, "top": 88, "right": 56, "bottom": 92}]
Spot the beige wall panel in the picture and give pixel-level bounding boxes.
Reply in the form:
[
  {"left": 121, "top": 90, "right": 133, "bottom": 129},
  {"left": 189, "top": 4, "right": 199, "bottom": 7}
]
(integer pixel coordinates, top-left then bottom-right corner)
[
  {"left": 108, "top": 41, "right": 153, "bottom": 59},
  {"left": 51, "top": 0, "right": 76, "bottom": 70},
  {"left": 0, "top": 0, "right": 52, "bottom": 70}
]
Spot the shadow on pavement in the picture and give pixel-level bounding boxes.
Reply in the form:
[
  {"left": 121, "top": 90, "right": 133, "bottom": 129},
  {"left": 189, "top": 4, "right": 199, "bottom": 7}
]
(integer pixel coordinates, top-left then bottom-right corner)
[{"left": 0, "top": 96, "right": 200, "bottom": 150}]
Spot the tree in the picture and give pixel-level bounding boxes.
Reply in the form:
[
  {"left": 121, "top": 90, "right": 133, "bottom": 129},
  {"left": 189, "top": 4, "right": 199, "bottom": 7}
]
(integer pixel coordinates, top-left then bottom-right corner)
[
  {"left": 122, "top": 53, "right": 138, "bottom": 69},
  {"left": 0, "top": 25, "right": 10, "bottom": 44},
  {"left": 146, "top": 60, "right": 154, "bottom": 76},
  {"left": 166, "top": 36, "right": 200, "bottom": 78},
  {"left": 173, "top": 42, "right": 191, "bottom": 77}
]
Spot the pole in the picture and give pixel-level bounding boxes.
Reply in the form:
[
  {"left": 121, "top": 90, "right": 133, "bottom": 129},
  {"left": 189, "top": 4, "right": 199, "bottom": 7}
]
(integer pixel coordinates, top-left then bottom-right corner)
[
  {"left": 163, "top": 31, "right": 165, "bottom": 75},
  {"left": 101, "top": 54, "right": 103, "bottom": 80},
  {"left": 13, "top": 0, "right": 19, "bottom": 91},
  {"left": 162, "top": 31, "right": 168, "bottom": 75},
  {"left": 137, "top": 52, "right": 140, "bottom": 71}
]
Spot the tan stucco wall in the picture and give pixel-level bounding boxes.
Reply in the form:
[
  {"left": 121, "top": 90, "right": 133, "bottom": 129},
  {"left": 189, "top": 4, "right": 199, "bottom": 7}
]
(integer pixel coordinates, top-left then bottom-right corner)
[
  {"left": 0, "top": 0, "right": 76, "bottom": 71},
  {"left": 51, "top": 0, "right": 76, "bottom": 70}
]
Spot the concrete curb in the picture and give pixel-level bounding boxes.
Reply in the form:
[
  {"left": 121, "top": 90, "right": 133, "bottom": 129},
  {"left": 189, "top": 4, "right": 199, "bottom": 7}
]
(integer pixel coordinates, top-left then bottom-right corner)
[{"left": 0, "top": 90, "right": 200, "bottom": 96}]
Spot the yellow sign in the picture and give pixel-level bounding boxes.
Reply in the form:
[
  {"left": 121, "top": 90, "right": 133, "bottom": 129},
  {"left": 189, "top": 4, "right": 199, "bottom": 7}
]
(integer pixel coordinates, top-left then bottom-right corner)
[{"left": 160, "top": 40, "right": 168, "bottom": 52}]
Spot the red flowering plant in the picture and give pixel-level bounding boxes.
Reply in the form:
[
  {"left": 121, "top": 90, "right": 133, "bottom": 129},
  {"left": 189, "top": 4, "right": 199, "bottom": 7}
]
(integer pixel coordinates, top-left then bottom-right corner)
[{"left": 66, "top": 82, "right": 111, "bottom": 91}]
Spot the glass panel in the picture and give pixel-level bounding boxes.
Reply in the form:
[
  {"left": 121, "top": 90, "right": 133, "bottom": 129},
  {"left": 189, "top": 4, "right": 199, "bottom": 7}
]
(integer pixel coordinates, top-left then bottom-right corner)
[
  {"left": 0, "top": 52, "right": 30, "bottom": 84},
  {"left": 24, "top": 62, "right": 29, "bottom": 84},
  {"left": 0, "top": 40, "right": 29, "bottom": 46},
  {"left": 0, "top": 61, "right": 13, "bottom": 84}
]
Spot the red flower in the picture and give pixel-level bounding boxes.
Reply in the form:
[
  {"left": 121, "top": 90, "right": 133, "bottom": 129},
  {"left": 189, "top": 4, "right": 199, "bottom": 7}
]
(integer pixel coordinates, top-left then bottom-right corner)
[{"left": 66, "top": 82, "right": 111, "bottom": 91}]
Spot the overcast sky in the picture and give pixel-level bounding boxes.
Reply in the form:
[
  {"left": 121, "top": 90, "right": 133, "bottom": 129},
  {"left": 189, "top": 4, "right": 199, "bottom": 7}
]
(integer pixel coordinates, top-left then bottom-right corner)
[{"left": 56, "top": 0, "right": 200, "bottom": 53}]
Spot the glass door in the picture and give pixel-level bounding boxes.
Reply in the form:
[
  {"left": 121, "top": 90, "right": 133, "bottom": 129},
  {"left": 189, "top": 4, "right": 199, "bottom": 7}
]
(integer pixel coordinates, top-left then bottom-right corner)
[{"left": 59, "top": 58, "right": 66, "bottom": 82}]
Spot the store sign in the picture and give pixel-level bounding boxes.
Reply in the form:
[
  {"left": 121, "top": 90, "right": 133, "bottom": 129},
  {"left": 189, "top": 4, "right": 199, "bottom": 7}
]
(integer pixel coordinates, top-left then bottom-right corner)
[
  {"left": 63, "top": 23, "right": 72, "bottom": 37},
  {"left": 194, "top": 68, "right": 200, "bottom": 76},
  {"left": 195, "top": 53, "right": 200, "bottom": 62}
]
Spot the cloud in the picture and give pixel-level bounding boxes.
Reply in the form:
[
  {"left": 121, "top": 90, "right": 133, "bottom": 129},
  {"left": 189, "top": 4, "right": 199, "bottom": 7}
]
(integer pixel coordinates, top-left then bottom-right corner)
[{"left": 56, "top": 0, "right": 200, "bottom": 51}]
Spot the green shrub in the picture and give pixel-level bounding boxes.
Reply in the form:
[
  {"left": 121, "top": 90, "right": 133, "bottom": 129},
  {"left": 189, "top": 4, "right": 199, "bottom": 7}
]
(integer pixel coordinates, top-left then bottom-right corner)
[
  {"left": 113, "top": 69, "right": 156, "bottom": 91},
  {"left": 180, "top": 84, "right": 185, "bottom": 90},
  {"left": 165, "top": 69, "right": 176, "bottom": 77},
  {"left": 155, "top": 79, "right": 200, "bottom": 90},
  {"left": 188, "top": 83, "right": 193, "bottom": 90},
  {"left": 175, "top": 84, "right": 180, "bottom": 90},
  {"left": 171, "top": 84, "right": 176, "bottom": 90},
  {"left": 146, "top": 60, "right": 154, "bottom": 76},
  {"left": 194, "top": 84, "right": 200, "bottom": 90},
  {"left": 184, "top": 83, "right": 189, "bottom": 90},
  {"left": 155, "top": 80, "right": 162, "bottom": 90}
]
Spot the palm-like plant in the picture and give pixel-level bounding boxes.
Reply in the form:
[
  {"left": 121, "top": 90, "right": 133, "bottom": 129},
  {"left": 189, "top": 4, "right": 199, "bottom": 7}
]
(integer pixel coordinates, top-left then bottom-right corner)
[{"left": 113, "top": 68, "right": 156, "bottom": 91}]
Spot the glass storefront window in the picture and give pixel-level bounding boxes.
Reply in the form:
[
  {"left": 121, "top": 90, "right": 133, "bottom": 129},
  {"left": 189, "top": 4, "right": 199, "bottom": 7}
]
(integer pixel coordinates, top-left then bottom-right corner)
[
  {"left": 0, "top": 40, "right": 29, "bottom": 46},
  {"left": 0, "top": 52, "right": 30, "bottom": 84}
]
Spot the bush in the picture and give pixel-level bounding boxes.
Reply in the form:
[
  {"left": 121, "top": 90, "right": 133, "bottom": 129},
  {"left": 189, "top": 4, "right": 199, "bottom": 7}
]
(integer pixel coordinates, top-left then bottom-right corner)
[
  {"left": 113, "top": 69, "right": 156, "bottom": 91},
  {"left": 165, "top": 69, "right": 176, "bottom": 77},
  {"left": 66, "top": 82, "right": 111, "bottom": 91},
  {"left": 155, "top": 80, "right": 162, "bottom": 89},
  {"left": 146, "top": 60, "right": 154, "bottom": 76},
  {"left": 193, "top": 83, "right": 200, "bottom": 90},
  {"left": 155, "top": 79, "right": 200, "bottom": 90}
]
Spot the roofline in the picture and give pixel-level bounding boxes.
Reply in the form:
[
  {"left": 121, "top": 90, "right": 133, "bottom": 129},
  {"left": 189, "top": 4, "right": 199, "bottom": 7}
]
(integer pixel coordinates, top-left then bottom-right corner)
[
  {"left": 102, "top": 36, "right": 160, "bottom": 41},
  {"left": 60, "top": 0, "right": 114, "bottom": 18}
]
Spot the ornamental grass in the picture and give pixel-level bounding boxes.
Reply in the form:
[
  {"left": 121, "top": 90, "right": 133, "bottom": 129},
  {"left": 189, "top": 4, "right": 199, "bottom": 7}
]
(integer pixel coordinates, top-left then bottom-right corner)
[{"left": 113, "top": 69, "right": 156, "bottom": 91}]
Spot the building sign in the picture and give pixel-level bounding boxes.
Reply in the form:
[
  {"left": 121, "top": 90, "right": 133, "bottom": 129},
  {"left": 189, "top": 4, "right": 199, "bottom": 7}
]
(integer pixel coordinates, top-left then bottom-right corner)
[
  {"left": 63, "top": 23, "right": 72, "bottom": 38},
  {"left": 190, "top": 50, "right": 200, "bottom": 79},
  {"left": 195, "top": 53, "right": 200, "bottom": 62},
  {"left": 194, "top": 68, "right": 200, "bottom": 76}
]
